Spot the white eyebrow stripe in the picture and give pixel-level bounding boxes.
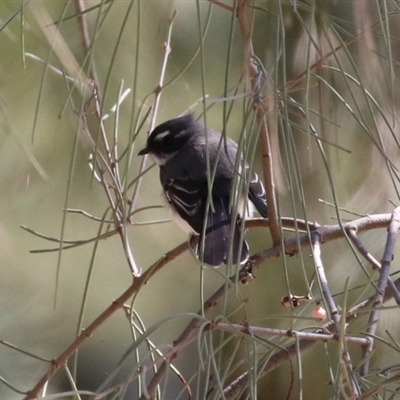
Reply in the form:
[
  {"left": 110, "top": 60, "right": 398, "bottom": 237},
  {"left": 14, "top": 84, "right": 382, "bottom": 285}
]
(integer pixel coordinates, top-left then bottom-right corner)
[{"left": 154, "top": 130, "right": 170, "bottom": 141}]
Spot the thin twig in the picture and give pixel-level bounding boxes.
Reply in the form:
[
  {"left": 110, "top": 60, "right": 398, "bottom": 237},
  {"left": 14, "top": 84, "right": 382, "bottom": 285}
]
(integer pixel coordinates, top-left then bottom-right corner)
[
  {"left": 128, "top": 10, "right": 178, "bottom": 217},
  {"left": 73, "top": 0, "right": 141, "bottom": 276},
  {"left": 234, "top": 0, "right": 281, "bottom": 246},
  {"left": 22, "top": 241, "right": 188, "bottom": 400},
  {"left": 23, "top": 213, "right": 393, "bottom": 398},
  {"left": 139, "top": 278, "right": 237, "bottom": 400},
  {"left": 140, "top": 214, "right": 392, "bottom": 398},
  {"left": 209, "top": 0, "right": 234, "bottom": 12},
  {"left": 283, "top": 13, "right": 396, "bottom": 92},
  {"left": 347, "top": 227, "right": 400, "bottom": 304},
  {"left": 311, "top": 234, "right": 340, "bottom": 327},
  {"left": 311, "top": 233, "right": 362, "bottom": 396},
  {"left": 223, "top": 270, "right": 400, "bottom": 399},
  {"left": 217, "top": 323, "right": 370, "bottom": 346},
  {"left": 251, "top": 213, "right": 391, "bottom": 267},
  {"left": 361, "top": 206, "right": 400, "bottom": 376}
]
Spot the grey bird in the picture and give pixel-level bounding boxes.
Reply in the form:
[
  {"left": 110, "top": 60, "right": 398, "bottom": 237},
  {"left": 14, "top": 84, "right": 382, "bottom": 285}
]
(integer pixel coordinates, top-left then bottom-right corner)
[{"left": 138, "top": 114, "right": 268, "bottom": 266}]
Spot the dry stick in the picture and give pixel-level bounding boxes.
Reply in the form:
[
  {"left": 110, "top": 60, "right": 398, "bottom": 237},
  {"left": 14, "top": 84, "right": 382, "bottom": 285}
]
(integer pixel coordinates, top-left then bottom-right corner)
[
  {"left": 311, "top": 235, "right": 340, "bottom": 326},
  {"left": 27, "top": 2, "right": 394, "bottom": 397},
  {"left": 75, "top": 0, "right": 91, "bottom": 57},
  {"left": 140, "top": 274, "right": 371, "bottom": 400},
  {"left": 222, "top": 214, "right": 393, "bottom": 398},
  {"left": 125, "top": 12, "right": 177, "bottom": 272},
  {"left": 23, "top": 242, "right": 188, "bottom": 400},
  {"left": 75, "top": 0, "right": 116, "bottom": 167},
  {"left": 209, "top": 0, "right": 234, "bottom": 12},
  {"left": 312, "top": 236, "right": 360, "bottom": 397},
  {"left": 347, "top": 227, "right": 400, "bottom": 304},
  {"left": 128, "top": 11, "right": 177, "bottom": 218},
  {"left": 223, "top": 269, "right": 400, "bottom": 400},
  {"left": 138, "top": 281, "right": 234, "bottom": 400},
  {"left": 361, "top": 206, "right": 400, "bottom": 377},
  {"left": 139, "top": 215, "right": 389, "bottom": 398},
  {"left": 74, "top": 0, "right": 112, "bottom": 168},
  {"left": 23, "top": 214, "right": 391, "bottom": 399},
  {"left": 90, "top": 287, "right": 231, "bottom": 400},
  {"left": 251, "top": 214, "right": 391, "bottom": 267},
  {"left": 92, "top": 264, "right": 400, "bottom": 400},
  {"left": 217, "top": 323, "right": 370, "bottom": 347},
  {"left": 258, "top": 112, "right": 280, "bottom": 246},
  {"left": 283, "top": 11, "right": 395, "bottom": 92},
  {"left": 209, "top": 1, "right": 395, "bottom": 248},
  {"left": 137, "top": 303, "right": 373, "bottom": 400},
  {"left": 74, "top": 0, "right": 140, "bottom": 276},
  {"left": 103, "top": 297, "right": 373, "bottom": 400},
  {"left": 235, "top": 0, "right": 281, "bottom": 247},
  {"left": 206, "top": 1, "right": 396, "bottom": 395}
]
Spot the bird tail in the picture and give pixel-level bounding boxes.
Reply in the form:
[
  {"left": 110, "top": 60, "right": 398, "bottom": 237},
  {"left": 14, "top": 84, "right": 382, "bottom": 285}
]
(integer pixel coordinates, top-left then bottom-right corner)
[{"left": 199, "top": 198, "right": 248, "bottom": 267}]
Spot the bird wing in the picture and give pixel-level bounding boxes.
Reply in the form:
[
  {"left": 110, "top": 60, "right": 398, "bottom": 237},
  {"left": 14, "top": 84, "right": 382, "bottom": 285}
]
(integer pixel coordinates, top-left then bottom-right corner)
[
  {"left": 219, "top": 144, "right": 268, "bottom": 219},
  {"left": 160, "top": 137, "right": 256, "bottom": 266},
  {"left": 161, "top": 172, "right": 204, "bottom": 234},
  {"left": 248, "top": 171, "right": 268, "bottom": 218},
  {"left": 160, "top": 168, "right": 249, "bottom": 266}
]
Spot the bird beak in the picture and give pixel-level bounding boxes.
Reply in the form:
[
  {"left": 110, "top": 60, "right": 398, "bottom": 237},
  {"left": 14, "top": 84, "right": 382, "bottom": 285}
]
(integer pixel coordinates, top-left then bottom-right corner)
[{"left": 138, "top": 147, "right": 151, "bottom": 156}]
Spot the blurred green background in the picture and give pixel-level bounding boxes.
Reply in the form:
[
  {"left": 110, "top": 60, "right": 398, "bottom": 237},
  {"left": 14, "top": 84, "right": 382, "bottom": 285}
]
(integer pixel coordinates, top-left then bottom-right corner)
[{"left": 1, "top": 1, "right": 400, "bottom": 399}]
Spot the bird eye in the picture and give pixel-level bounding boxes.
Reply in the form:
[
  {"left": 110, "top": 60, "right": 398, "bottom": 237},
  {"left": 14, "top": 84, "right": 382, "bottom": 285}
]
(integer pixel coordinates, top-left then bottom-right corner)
[
  {"left": 165, "top": 129, "right": 186, "bottom": 146},
  {"left": 164, "top": 135, "right": 174, "bottom": 144},
  {"left": 162, "top": 133, "right": 178, "bottom": 149}
]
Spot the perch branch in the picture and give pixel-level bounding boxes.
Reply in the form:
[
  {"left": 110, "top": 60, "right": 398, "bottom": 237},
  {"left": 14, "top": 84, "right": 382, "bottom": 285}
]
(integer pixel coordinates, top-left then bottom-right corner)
[
  {"left": 23, "top": 213, "right": 392, "bottom": 398},
  {"left": 140, "top": 214, "right": 391, "bottom": 398},
  {"left": 250, "top": 213, "right": 391, "bottom": 267}
]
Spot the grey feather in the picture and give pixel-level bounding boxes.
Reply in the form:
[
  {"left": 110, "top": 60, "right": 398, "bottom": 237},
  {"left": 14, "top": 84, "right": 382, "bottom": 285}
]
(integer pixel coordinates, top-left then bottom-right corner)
[{"left": 139, "top": 115, "right": 268, "bottom": 266}]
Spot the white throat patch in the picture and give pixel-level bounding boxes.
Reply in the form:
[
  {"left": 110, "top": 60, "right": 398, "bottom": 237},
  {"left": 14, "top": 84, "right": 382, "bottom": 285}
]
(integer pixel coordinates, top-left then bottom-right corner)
[{"left": 151, "top": 151, "right": 177, "bottom": 166}]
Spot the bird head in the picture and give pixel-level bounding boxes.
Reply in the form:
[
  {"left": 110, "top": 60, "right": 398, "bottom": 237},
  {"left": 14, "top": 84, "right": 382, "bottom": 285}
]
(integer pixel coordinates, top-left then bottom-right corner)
[{"left": 138, "top": 115, "right": 196, "bottom": 165}]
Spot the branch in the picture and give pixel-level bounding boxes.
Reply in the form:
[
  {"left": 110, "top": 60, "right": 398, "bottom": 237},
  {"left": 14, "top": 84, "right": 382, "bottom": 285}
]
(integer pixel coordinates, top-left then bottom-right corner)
[
  {"left": 139, "top": 276, "right": 239, "bottom": 399},
  {"left": 311, "top": 234, "right": 340, "bottom": 326},
  {"left": 23, "top": 213, "right": 393, "bottom": 398},
  {"left": 217, "top": 323, "right": 371, "bottom": 347},
  {"left": 347, "top": 227, "right": 400, "bottom": 304},
  {"left": 128, "top": 10, "right": 177, "bottom": 216},
  {"left": 23, "top": 242, "right": 188, "bottom": 400},
  {"left": 223, "top": 266, "right": 400, "bottom": 399},
  {"left": 361, "top": 206, "right": 400, "bottom": 376},
  {"left": 235, "top": 0, "right": 281, "bottom": 246},
  {"left": 250, "top": 213, "right": 391, "bottom": 267},
  {"left": 139, "top": 214, "right": 391, "bottom": 398}
]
